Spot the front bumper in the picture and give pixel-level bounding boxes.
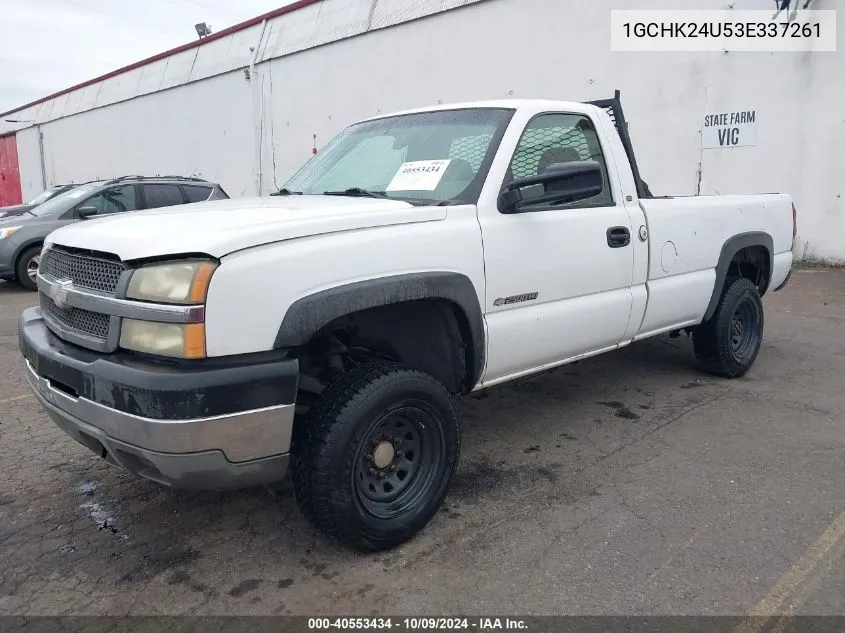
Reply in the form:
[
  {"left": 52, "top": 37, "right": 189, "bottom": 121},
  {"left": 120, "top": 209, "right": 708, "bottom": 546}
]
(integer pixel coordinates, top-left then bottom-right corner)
[{"left": 19, "top": 307, "right": 299, "bottom": 490}]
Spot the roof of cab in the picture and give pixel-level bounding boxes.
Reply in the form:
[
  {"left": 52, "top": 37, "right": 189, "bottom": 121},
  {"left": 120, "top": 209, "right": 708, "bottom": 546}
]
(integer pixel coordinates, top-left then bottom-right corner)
[{"left": 360, "top": 99, "right": 600, "bottom": 123}]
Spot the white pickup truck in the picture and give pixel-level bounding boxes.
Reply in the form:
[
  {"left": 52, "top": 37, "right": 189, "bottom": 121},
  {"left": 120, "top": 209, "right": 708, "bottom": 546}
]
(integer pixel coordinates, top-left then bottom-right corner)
[{"left": 19, "top": 94, "right": 795, "bottom": 551}]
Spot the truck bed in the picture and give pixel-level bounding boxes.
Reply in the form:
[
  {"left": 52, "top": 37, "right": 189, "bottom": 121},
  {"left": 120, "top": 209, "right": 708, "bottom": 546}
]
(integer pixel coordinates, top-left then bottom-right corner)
[{"left": 634, "top": 194, "right": 795, "bottom": 340}]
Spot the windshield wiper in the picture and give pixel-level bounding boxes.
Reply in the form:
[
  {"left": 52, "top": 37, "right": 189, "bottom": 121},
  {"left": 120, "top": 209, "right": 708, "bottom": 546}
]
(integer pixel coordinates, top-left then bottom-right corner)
[
  {"left": 272, "top": 188, "right": 303, "bottom": 196},
  {"left": 323, "top": 187, "right": 388, "bottom": 199}
]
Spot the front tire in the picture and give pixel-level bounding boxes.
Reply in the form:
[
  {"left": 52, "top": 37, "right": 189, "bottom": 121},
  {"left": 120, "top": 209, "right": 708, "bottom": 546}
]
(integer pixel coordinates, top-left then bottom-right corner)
[
  {"left": 693, "top": 277, "right": 765, "bottom": 378},
  {"left": 15, "top": 245, "right": 42, "bottom": 291},
  {"left": 291, "top": 362, "right": 460, "bottom": 551}
]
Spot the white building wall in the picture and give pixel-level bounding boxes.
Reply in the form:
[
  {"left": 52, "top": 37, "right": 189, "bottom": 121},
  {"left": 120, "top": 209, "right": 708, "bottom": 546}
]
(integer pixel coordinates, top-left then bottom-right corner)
[
  {"left": 15, "top": 127, "right": 44, "bottom": 201},
  {"left": 791, "top": 39, "right": 844, "bottom": 261},
  {"left": 2, "top": 0, "right": 842, "bottom": 260},
  {"left": 259, "top": 0, "right": 843, "bottom": 261},
  {"left": 38, "top": 71, "right": 255, "bottom": 196},
  {"left": 260, "top": 0, "right": 712, "bottom": 193}
]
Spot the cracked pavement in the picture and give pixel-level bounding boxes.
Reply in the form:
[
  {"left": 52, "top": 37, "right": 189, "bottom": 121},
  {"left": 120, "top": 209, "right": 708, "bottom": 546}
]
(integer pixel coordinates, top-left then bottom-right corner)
[{"left": 0, "top": 270, "right": 844, "bottom": 616}]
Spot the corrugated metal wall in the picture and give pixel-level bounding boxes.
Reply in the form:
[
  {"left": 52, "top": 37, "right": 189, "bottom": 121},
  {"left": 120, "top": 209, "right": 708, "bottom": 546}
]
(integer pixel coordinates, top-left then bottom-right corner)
[
  {"left": 0, "top": 0, "right": 486, "bottom": 129},
  {"left": 0, "top": 0, "right": 842, "bottom": 260}
]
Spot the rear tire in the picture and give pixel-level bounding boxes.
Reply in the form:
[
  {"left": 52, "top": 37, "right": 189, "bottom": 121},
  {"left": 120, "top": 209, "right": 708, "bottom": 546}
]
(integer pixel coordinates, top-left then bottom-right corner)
[
  {"left": 693, "top": 277, "right": 764, "bottom": 378},
  {"left": 15, "top": 245, "right": 42, "bottom": 291},
  {"left": 291, "top": 362, "right": 460, "bottom": 551}
]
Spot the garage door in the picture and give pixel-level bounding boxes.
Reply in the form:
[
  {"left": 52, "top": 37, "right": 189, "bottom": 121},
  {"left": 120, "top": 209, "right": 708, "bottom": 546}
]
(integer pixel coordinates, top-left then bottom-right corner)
[{"left": 0, "top": 134, "right": 22, "bottom": 207}]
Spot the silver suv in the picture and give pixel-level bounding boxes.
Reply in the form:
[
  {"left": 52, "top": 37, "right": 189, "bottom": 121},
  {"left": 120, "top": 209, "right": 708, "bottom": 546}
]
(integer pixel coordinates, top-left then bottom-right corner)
[{"left": 0, "top": 176, "right": 228, "bottom": 290}]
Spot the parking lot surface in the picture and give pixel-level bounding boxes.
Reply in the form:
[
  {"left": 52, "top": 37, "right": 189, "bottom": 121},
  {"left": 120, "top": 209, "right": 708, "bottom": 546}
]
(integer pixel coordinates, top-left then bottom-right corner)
[{"left": 0, "top": 270, "right": 843, "bottom": 616}]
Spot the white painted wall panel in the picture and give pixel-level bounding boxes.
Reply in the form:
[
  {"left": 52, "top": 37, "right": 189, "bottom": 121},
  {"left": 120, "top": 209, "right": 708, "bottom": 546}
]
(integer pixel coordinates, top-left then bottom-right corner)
[
  {"left": 15, "top": 127, "right": 44, "bottom": 202},
  {"left": 40, "top": 100, "right": 56, "bottom": 123},
  {"left": 135, "top": 58, "right": 170, "bottom": 95},
  {"left": 790, "top": 9, "right": 844, "bottom": 262},
  {"left": 29, "top": 103, "right": 49, "bottom": 125},
  {"left": 321, "top": 0, "right": 374, "bottom": 42},
  {"left": 0, "top": 0, "right": 841, "bottom": 259},
  {"left": 62, "top": 88, "right": 85, "bottom": 118},
  {"left": 228, "top": 24, "right": 267, "bottom": 62},
  {"left": 261, "top": 2, "right": 327, "bottom": 59},
  {"left": 257, "top": 0, "right": 842, "bottom": 260},
  {"left": 190, "top": 24, "right": 265, "bottom": 80},
  {"left": 39, "top": 71, "right": 255, "bottom": 197},
  {"left": 260, "top": 0, "right": 708, "bottom": 195},
  {"left": 74, "top": 84, "right": 102, "bottom": 113},
  {"left": 47, "top": 93, "right": 70, "bottom": 120},
  {"left": 94, "top": 67, "right": 146, "bottom": 109},
  {"left": 188, "top": 33, "right": 236, "bottom": 81},
  {"left": 158, "top": 49, "right": 200, "bottom": 92},
  {"left": 368, "top": 0, "right": 482, "bottom": 30}
]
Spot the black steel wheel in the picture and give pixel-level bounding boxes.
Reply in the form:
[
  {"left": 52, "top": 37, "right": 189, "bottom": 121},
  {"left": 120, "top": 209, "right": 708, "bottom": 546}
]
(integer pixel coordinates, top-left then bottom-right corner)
[
  {"left": 291, "top": 362, "right": 460, "bottom": 551},
  {"left": 355, "top": 403, "right": 445, "bottom": 520},
  {"left": 728, "top": 298, "right": 763, "bottom": 365},
  {"left": 693, "top": 277, "right": 765, "bottom": 378}
]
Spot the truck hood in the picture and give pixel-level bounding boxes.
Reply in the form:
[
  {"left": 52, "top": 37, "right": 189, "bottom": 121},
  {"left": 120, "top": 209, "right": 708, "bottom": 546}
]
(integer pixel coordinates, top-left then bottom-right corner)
[{"left": 46, "top": 195, "right": 447, "bottom": 261}]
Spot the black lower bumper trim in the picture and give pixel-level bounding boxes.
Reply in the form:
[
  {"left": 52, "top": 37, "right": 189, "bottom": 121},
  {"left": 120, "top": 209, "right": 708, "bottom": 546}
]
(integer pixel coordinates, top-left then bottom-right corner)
[{"left": 18, "top": 307, "right": 298, "bottom": 420}]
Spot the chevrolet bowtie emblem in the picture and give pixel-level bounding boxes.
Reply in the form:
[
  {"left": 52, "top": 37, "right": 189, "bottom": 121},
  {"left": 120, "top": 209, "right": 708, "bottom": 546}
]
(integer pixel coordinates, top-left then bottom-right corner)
[{"left": 50, "top": 279, "right": 73, "bottom": 309}]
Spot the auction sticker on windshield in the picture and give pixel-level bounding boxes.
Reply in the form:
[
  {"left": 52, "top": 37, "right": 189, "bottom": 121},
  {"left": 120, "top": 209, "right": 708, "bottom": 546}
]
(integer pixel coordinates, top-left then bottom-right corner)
[{"left": 387, "top": 160, "right": 451, "bottom": 192}]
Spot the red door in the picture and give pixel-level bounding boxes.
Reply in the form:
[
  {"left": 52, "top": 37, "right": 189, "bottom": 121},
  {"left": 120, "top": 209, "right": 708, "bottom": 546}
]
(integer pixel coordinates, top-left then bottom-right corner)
[{"left": 0, "top": 134, "right": 23, "bottom": 206}]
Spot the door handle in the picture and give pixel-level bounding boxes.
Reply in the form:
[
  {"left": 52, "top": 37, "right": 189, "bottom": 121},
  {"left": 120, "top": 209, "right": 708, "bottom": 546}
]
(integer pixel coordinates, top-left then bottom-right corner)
[{"left": 606, "top": 226, "right": 631, "bottom": 248}]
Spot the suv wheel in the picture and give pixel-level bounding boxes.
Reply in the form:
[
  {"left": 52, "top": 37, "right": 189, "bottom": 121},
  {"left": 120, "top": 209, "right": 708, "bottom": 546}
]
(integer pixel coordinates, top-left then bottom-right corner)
[
  {"left": 15, "top": 246, "right": 42, "bottom": 291},
  {"left": 291, "top": 362, "right": 461, "bottom": 551}
]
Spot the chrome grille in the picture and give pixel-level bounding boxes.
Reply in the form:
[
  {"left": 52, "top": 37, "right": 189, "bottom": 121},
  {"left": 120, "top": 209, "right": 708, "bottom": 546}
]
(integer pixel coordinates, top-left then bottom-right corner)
[
  {"left": 41, "top": 293, "right": 110, "bottom": 340},
  {"left": 40, "top": 248, "right": 126, "bottom": 293}
]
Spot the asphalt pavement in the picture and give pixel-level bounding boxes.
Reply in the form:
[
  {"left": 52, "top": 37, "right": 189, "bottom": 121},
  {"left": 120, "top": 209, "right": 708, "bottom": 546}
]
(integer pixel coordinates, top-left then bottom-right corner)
[{"left": 0, "top": 269, "right": 843, "bottom": 617}]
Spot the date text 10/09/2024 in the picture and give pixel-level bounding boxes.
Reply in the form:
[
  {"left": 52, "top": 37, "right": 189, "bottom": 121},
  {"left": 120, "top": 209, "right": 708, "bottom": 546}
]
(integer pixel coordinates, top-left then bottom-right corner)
[{"left": 308, "top": 618, "right": 528, "bottom": 630}]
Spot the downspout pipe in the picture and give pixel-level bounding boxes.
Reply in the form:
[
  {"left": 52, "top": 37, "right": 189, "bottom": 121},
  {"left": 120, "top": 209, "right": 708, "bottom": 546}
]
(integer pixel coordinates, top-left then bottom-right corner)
[
  {"left": 250, "top": 19, "right": 268, "bottom": 196},
  {"left": 37, "top": 125, "right": 47, "bottom": 190}
]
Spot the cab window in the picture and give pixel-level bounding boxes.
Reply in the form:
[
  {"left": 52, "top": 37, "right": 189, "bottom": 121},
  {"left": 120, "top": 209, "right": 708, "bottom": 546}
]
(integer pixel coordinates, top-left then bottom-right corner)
[{"left": 506, "top": 113, "right": 613, "bottom": 209}]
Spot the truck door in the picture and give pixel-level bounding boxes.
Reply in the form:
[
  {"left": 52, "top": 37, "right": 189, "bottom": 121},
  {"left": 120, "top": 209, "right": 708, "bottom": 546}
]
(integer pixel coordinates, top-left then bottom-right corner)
[{"left": 478, "top": 111, "right": 635, "bottom": 385}]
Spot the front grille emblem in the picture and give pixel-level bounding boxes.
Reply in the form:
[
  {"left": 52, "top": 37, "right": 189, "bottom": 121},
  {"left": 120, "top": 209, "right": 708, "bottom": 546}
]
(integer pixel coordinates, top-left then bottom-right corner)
[{"left": 50, "top": 279, "right": 73, "bottom": 309}]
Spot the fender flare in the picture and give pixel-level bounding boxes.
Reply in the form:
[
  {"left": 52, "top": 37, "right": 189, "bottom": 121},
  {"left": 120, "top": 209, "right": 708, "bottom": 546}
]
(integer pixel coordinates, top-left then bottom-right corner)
[
  {"left": 703, "top": 231, "right": 774, "bottom": 322},
  {"left": 274, "top": 272, "right": 486, "bottom": 388}
]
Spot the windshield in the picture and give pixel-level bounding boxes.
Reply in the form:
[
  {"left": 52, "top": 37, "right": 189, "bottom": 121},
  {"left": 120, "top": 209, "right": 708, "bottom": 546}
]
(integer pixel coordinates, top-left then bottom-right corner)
[
  {"left": 27, "top": 187, "right": 62, "bottom": 206},
  {"left": 29, "top": 183, "right": 103, "bottom": 217},
  {"left": 282, "top": 108, "right": 515, "bottom": 205}
]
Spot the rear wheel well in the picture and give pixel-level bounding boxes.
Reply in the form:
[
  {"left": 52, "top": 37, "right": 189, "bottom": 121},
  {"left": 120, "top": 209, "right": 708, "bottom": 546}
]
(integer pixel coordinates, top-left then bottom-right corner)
[
  {"left": 701, "top": 236, "right": 774, "bottom": 324},
  {"left": 727, "top": 245, "right": 770, "bottom": 295},
  {"left": 294, "top": 299, "right": 474, "bottom": 404}
]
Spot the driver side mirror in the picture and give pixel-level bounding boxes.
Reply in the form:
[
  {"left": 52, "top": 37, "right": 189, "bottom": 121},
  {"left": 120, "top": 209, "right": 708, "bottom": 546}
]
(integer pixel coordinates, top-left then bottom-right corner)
[
  {"left": 499, "top": 161, "right": 604, "bottom": 213},
  {"left": 77, "top": 206, "right": 97, "bottom": 219}
]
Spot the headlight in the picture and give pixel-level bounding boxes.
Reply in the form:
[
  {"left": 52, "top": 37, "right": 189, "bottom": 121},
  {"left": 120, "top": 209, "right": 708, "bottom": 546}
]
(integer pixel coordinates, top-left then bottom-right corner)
[
  {"left": 127, "top": 260, "right": 217, "bottom": 304},
  {"left": 120, "top": 320, "right": 206, "bottom": 359},
  {"left": 0, "top": 226, "right": 22, "bottom": 240}
]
